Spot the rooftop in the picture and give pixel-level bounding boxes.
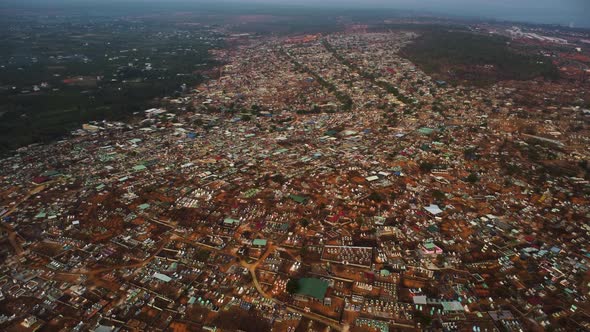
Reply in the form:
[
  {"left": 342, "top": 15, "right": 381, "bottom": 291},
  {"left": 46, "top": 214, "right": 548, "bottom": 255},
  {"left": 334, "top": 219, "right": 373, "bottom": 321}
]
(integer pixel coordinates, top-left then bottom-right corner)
[{"left": 296, "top": 278, "right": 329, "bottom": 300}]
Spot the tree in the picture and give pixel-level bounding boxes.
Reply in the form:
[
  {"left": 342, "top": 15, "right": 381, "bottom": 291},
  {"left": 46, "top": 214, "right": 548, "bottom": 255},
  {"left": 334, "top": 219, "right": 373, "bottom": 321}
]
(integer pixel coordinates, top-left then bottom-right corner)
[
  {"left": 419, "top": 161, "right": 434, "bottom": 173},
  {"left": 466, "top": 172, "right": 479, "bottom": 183},
  {"left": 286, "top": 278, "right": 299, "bottom": 294},
  {"left": 195, "top": 250, "right": 211, "bottom": 262},
  {"left": 300, "top": 219, "right": 310, "bottom": 227},
  {"left": 368, "top": 192, "right": 384, "bottom": 202},
  {"left": 414, "top": 310, "right": 432, "bottom": 327},
  {"left": 432, "top": 190, "right": 445, "bottom": 201}
]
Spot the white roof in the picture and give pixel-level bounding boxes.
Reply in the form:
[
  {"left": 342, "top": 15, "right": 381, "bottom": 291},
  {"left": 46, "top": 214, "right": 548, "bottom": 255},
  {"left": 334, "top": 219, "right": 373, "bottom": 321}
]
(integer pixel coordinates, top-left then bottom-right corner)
[
  {"left": 152, "top": 272, "right": 172, "bottom": 282},
  {"left": 425, "top": 204, "right": 443, "bottom": 215},
  {"left": 413, "top": 295, "right": 428, "bottom": 305}
]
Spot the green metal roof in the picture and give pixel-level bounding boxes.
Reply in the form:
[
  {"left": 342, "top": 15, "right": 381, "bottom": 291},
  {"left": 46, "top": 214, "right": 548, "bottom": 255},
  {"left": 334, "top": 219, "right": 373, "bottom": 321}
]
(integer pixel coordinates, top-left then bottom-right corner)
[
  {"left": 427, "top": 225, "right": 439, "bottom": 233},
  {"left": 325, "top": 130, "right": 338, "bottom": 136},
  {"left": 133, "top": 165, "right": 147, "bottom": 172},
  {"left": 417, "top": 127, "right": 435, "bottom": 135},
  {"left": 289, "top": 194, "right": 308, "bottom": 204},
  {"left": 441, "top": 301, "right": 464, "bottom": 312},
  {"left": 224, "top": 218, "right": 240, "bottom": 225},
  {"left": 252, "top": 239, "right": 267, "bottom": 246},
  {"left": 296, "top": 278, "right": 329, "bottom": 300},
  {"left": 424, "top": 242, "right": 436, "bottom": 250}
]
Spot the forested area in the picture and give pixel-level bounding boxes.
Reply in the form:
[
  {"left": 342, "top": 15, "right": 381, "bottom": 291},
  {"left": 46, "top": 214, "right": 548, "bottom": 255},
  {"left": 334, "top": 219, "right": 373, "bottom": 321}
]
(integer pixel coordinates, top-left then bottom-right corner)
[{"left": 401, "top": 30, "right": 559, "bottom": 85}]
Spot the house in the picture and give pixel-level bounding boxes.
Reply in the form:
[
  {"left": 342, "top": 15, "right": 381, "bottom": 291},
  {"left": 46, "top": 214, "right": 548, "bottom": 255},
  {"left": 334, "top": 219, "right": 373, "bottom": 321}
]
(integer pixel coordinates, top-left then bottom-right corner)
[
  {"left": 252, "top": 239, "right": 267, "bottom": 247},
  {"left": 223, "top": 218, "right": 240, "bottom": 228},
  {"left": 21, "top": 316, "right": 37, "bottom": 328},
  {"left": 424, "top": 204, "right": 443, "bottom": 216},
  {"left": 152, "top": 272, "right": 172, "bottom": 283},
  {"left": 419, "top": 241, "right": 443, "bottom": 256},
  {"left": 441, "top": 301, "right": 464, "bottom": 313}
]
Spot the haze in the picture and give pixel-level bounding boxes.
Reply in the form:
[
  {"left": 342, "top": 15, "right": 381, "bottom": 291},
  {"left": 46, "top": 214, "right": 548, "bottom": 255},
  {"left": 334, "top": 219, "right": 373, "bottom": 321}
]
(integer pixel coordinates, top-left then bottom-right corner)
[
  {"left": 240, "top": 0, "right": 590, "bottom": 27},
  {"left": 3, "top": 0, "right": 590, "bottom": 28}
]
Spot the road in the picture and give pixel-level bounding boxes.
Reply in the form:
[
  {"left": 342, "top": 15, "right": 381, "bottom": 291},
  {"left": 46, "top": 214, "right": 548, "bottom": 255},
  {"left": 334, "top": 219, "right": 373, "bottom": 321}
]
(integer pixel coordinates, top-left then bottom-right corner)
[
  {"left": 240, "top": 242, "right": 345, "bottom": 331},
  {"left": 3, "top": 187, "right": 347, "bottom": 331},
  {"left": 240, "top": 242, "right": 276, "bottom": 298}
]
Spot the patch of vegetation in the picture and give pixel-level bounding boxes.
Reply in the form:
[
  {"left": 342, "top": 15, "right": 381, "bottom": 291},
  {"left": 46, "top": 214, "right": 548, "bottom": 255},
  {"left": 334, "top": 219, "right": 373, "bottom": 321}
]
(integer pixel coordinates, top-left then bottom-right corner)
[
  {"left": 401, "top": 30, "right": 559, "bottom": 85},
  {"left": 419, "top": 161, "right": 435, "bottom": 173},
  {"left": 368, "top": 191, "right": 384, "bottom": 202},
  {"left": 432, "top": 190, "right": 446, "bottom": 201},
  {"left": 300, "top": 219, "right": 310, "bottom": 227},
  {"left": 286, "top": 278, "right": 300, "bottom": 294},
  {"left": 0, "top": 17, "right": 222, "bottom": 155},
  {"left": 466, "top": 172, "right": 480, "bottom": 183}
]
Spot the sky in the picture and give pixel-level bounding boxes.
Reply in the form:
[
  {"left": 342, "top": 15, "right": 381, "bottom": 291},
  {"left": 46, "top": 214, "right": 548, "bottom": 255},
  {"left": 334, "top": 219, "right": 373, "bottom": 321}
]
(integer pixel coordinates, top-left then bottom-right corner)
[
  {"left": 4, "top": 0, "right": 590, "bottom": 28},
  {"left": 242, "top": 0, "right": 590, "bottom": 27}
]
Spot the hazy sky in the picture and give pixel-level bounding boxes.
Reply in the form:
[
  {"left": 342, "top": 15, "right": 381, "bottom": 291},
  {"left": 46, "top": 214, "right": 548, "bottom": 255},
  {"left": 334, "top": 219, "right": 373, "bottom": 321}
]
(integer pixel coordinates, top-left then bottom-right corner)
[
  {"left": 4, "top": 0, "right": 590, "bottom": 28},
  {"left": 231, "top": 0, "right": 590, "bottom": 27}
]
